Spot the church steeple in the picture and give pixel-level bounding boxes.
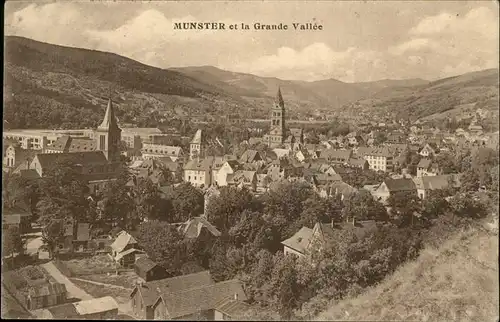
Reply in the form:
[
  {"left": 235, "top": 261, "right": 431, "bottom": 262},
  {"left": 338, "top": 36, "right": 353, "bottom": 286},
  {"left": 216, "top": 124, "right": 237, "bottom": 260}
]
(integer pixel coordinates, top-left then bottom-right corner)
[
  {"left": 95, "top": 98, "right": 122, "bottom": 162},
  {"left": 275, "top": 87, "right": 284, "bottom": 108},
  {"left": 268, "top": 87, "right": 286, "bottom": 147},
  {"left": 98, "top": 98, "right": 120, "bottom": 131}
]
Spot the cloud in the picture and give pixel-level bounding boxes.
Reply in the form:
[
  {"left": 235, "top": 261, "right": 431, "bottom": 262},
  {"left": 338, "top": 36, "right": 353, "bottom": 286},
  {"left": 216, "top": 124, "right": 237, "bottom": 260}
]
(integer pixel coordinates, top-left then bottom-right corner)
[
  {"left": 230, "top": 43, "right": 389, "bottom": 82},
  {"left": 5, "top": 3, "right": 90, "bottom": 46},
  {"left": 4, "top": 3, "right": 499, "bottom": 82}
]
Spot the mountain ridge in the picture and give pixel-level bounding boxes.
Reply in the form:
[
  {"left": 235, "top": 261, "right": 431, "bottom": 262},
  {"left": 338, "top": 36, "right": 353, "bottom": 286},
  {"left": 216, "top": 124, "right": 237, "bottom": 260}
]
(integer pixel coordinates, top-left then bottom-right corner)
[{"left": 3, "top": 36, "right": 498, "bottom": 130}]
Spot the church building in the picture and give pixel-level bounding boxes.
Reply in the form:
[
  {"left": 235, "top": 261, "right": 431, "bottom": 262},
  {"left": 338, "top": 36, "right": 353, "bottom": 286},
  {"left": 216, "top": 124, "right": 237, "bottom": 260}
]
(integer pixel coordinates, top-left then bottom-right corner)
[
  {"left": 27, "top": 98, "right": 123, "bottom": 194},
  {"left": 266, "top": 88, "right": 304, "bottom": 149}
]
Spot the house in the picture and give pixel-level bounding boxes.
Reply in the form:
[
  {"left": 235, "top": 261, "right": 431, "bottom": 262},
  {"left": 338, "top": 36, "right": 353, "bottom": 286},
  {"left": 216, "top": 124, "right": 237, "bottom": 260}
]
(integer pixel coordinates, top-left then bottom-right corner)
[
  {"left": 3, "top": 144, "right": 38, "bottom": 169},
  {"left": 416, "top": 158, "right": 442, "bottom": 177},
  {"left": 282, "top": 220, "right": 378, "bottom": 258},
  {"left": 151, "top": 279, "right": 247, "bottom": 320},
  {"left": 386, "top": 132, "right": 406, "bottom": 144},
  {"left": 419, "top": 143, "right": 438, "bottom": 157},
  {"left": 176, "top": 216, "right": 221, "bottom": 239},
  {"left": 320, "top": 149, "right": 352, "bottom": 164},
  {"left": 141, "top": 143, "right": 183, "bottom": 161},
  {"left": 31, "top": 296, "right": 119, "bottom": 320},
  {"left": 72, "top": 223, "right": 91, "bottom": 252},
  {"left": 2, "top": 207, "right": 31, "bottom": 233},
  {"left": 318, "top": 181, "right": 358, "bottom": 201},
  {"left": 346, "top": 157, "right": 369, "bottom": 170},
  {"left": 468, "top": 124, "right": 484, "bottom": 135},
  {"left": 373, "top": 178, "right": 417, "bottom": 204},
  {"left": 413, "top": 174, "right": 461, "bottom": 199},
  {"left": 273, "top": 148, "right": 291, "bottom": 159},
  {"left": 129, "top": 270, "right": 215, "bottom": 319},
  {"left": 214, "top": 296, "right": 252, "bottom": 320},
  {"left": 281, "top": 227, "right": 313, "bottom": 257},
  {"left": 184, "top": 156, "right": 225, "bottom": 188},
  {"left": 135, "top": 257, "right": 170, "bottom": 282},
  {"left": 314, "top": 173, "right": 343, "bottom": 186},
  {"left": 239, "top": 149, "right": 262, "bottom": 164},
  {"left": 357, "top": 147, "right": 394, "bottom": 172},
  {"left": 215, "top": 160, "right": 242, "bottom": 187},
  {"left": 110, "top": 231, "right": 143, "bottom": 268},
  {"left": 227, "top": 170, "right": 257, "bottom": 191}
]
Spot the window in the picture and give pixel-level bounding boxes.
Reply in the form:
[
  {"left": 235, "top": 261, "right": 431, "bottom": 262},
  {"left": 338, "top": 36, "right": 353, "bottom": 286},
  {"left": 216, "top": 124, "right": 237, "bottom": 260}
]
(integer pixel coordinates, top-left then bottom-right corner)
[{"left": 99, "top": 135, "right": 106, "bottom": 149}]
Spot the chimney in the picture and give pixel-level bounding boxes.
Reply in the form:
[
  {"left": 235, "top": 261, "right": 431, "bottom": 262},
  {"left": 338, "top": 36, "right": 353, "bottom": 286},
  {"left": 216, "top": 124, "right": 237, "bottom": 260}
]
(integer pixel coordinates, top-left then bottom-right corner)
[
  {"left": 331, "top": 218, "right": 334, "bottom": 228},
  {"left": 352, "top": 216, "right": 356, "bottom": 226},
  {"left": 234, "top": 293, "right": 239, "bottom": 301}
]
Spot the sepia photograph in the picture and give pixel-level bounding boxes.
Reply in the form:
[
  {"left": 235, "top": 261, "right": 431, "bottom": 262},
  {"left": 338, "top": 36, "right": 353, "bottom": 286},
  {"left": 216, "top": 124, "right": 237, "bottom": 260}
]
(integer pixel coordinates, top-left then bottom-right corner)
[{"left": 2, "top": 0, "right": 499, "bottom": 320}]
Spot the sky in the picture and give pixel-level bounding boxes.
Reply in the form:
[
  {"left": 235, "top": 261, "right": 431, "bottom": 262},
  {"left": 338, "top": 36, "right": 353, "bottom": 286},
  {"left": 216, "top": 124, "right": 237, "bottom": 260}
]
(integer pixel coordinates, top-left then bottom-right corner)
[{"left": 4, "top": 1, "right": 499, "bottom": 82}]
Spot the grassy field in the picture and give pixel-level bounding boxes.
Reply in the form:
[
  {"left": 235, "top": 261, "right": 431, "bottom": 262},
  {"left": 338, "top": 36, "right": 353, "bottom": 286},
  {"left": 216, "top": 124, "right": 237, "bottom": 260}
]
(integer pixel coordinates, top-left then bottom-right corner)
[
  {"left": 62, "top": 254, "right": 117, "bottom": 276},
  {"left": 317, "top": 224, "right": 499, "bottom": 321},
  {"left": 81, "top": 271, "right": 138, "bottom": 289}
]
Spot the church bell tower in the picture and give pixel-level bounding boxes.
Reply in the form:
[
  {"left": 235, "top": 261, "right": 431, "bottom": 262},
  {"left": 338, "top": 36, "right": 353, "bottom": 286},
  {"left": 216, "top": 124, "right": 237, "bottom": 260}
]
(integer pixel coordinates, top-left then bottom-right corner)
[{"left": 95, "top": 98, "right": 122, "bottom": 162}]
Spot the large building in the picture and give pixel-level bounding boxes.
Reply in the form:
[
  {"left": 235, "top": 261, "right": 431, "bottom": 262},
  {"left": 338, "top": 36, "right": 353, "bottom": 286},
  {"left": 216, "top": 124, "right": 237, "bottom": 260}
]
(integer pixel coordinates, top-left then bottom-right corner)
[
  {"left": 267, "top": 88, "right": 287, "bottom": 148},
  {"left": 23, "top": 99, "right": 123, "bottom": 193}
]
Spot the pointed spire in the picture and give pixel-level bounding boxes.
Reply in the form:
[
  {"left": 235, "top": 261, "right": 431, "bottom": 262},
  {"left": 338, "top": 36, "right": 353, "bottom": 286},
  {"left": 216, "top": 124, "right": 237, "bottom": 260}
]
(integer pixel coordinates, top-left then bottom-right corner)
[
  {"left": 276, "top": 87, "right": 284, "bottom": 107},
  {"left": 98, "top": 98, "right": 120, "bottom": 130}
]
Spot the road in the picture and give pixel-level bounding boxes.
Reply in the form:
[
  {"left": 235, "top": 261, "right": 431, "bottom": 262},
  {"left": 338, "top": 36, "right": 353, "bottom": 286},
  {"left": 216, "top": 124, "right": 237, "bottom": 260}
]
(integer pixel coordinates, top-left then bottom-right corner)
[
  {"left": 42, "top": 262, "right": 136, "bottom": 319},
  {"left": 41, "top": 262, "right": 93, "bottom": 301}
]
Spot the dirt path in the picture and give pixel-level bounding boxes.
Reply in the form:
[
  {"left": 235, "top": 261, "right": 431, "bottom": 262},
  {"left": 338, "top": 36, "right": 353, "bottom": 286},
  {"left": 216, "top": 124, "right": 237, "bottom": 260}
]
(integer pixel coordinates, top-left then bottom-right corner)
[{"left": 41, "top": 262, "right": 93, "bottom": 301}]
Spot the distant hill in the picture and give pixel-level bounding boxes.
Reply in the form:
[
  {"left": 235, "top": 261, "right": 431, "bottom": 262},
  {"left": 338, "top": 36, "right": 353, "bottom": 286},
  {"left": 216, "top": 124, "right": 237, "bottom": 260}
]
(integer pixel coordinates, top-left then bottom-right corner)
[
  {"left": 3, "top": 36, "right": 257, "bottom": 129},
  {"left": 317, "top": 222, "right": 499, "bottom": 321},
  {"left": 339, "top": 68, "right": 499, "bottom": 129},
  {"left": 4, "top": 36, "right": 496, "bottom": 130},
  {"left": 171, "top": 66, "right": 430, "bottom": 117}
]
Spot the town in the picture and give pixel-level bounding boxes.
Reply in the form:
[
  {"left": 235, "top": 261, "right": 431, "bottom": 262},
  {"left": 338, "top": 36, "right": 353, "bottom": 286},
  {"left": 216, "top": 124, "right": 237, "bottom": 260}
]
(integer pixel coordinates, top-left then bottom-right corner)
[{"left": 2, "top": 84, "right": 499, "bottom": 320}]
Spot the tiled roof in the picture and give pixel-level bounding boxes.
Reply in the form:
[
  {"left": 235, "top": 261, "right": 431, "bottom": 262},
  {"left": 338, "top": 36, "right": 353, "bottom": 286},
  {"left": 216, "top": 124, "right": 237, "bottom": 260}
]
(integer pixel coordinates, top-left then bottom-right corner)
[
  {"left": 35, "top": 151, "right": 108, "bottom": 171},
  {"left": 281, "top": 227, "right": 314, "bottom": 254},
  {"left": 158, "top": 279, "right": 247, "bottom": 319},
  {"left": 228, "top": 170, "right": 256, "bottom": 185},
  {"left": 332, "top": 220, "right": 379, "bottom": 240},
  {"left": 239, "top": 150, "right": 261, "bottom": 163},
  {"left": 111, "top": 231, "right": 138, "bottom": 253},
  {"left": 413, "top": 174, "right": 460, "bottom": 190},
  {"left": 28, "top": 283, "right": 67, "bottom": 297},
  {"left": 179, "top": 217, "right": 221, "bottom": 239},
  {"left": 384, "top": 178, "right": 417, "bottom": 192},
  {"left": 320, "top": 149, "right": 352, "bottom": 161},
  {"left": 135, "top": 257, "right": 158, "bottom": 273},
  {"left": 190, "top": 129, "right": 204, "bottom": 144},
  {"left": 215, "top": 297, "right": 251, "bottom": 317},
  {"left": 76, "top": 223, "right": 90, "bottom": 241},
  {"left": 73, "top": 296, "right": 118, "bottom": 315},
  {"left": 115, "top": 248, "right": 144, "bottom": 261},
  {"left": 417, "top": 158, "right": 432, "bottom": 169},
  {"left": 133, "top": 270, "right": 215, "bottom": 307}
]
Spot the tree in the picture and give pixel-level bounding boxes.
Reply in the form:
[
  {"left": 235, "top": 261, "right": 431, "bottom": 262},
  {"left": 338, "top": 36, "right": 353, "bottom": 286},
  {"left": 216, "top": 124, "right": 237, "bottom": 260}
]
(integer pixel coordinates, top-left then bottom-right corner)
[
  {"left": 268, "top": 253, "right": 300, "bottom": 319},
  {"left": 136, "top": 221, "right": 188, "bottom": 276},
  {"left": 3, "top": 226, "right": 23, "bottom": 265},
  {"left": 132, "top": 177, "right": 164, "bottom": 221},
  {"left": 449, "top": 193, "right": 488, "bottom": 221},
  {"left": 99, "top": 172, "right": 136, "bottom": 230},
  {"left": 297, "top": 194, "right": 343, "bottom": 229},
  {"left": 206, "top": 187, "right": 260, "bottom": 232},
  {"left": 421, "top": 190, "right": 450, "bottom": 221},
  {"left": 386, "top": 191, "right": 421, "bottom": 227},
  {"left": 166, "top": 183, "right": 204, "bottom": 222},
  {"left": 264, "top": 182, "right": 314, "bottom": 239},
  {"left": 342, "top": 190, "right": 388, "bottom": 222},
  {"left": 41, "top": 219, "right": 66, "bottom": 259},
  {"left": 36, "top": 157, "right": 92, "bottom": 227}
]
